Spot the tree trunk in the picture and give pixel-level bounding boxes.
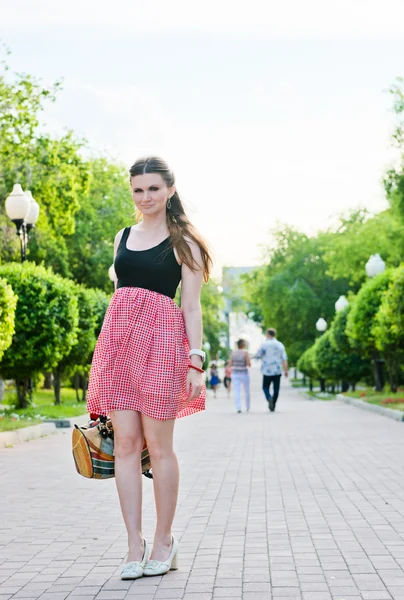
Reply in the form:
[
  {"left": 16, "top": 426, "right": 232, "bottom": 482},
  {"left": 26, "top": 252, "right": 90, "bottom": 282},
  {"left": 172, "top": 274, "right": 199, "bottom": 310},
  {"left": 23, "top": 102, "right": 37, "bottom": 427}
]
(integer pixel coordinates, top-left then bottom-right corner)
[
  {"left": 331, "top": 384, "right": 335, "bottom": 394},
  {"left": 351, "top": 382, "right": 356, "bottom": 391},
  {"left": 372, "top": 357, "right": 384, "bottom": 392},
  {"left": 53, "top": 369, "right": 62, "bottom": 405},
  {"left": 303, "top": 375, "right": 306, "bottom": 387},
  {"left": 15, "top": 378, "right": 30, "bottom": 409},
  {"left": 342, "top": 381, "right": 350, "bottom": 393},
  {"left": 309, "top": 379, "right": 313, "bottom": 392},
  {"left": 81, "top": 376, "right": 88, "bottom": 403},
  {"left": 74, "top": 372, "right": 80, "bottom": 402},
  {"left": 43, "top": 372, "right": 53, "bottom": 389},
  {"left": 387, "top": 356, "right": 398, "bottom": 393},
  {"left": 320, "top": 378, "right": 326, "bottom": 392}
]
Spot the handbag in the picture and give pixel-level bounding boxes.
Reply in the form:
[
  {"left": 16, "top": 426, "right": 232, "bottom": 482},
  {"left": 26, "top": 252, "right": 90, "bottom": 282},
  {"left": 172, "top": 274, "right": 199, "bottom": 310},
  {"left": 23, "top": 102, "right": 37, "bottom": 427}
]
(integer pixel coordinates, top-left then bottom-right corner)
[{"left": 72, "top": 415, "right": 152, "bottom": 480}]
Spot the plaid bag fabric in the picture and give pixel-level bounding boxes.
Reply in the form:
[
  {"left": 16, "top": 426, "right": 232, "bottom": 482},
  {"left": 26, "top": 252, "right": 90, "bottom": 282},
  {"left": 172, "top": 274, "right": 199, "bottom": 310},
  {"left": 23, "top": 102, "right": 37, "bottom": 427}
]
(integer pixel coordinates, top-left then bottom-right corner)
[{"left": 72, "top": 416, "right": 152, "bottom": 480}]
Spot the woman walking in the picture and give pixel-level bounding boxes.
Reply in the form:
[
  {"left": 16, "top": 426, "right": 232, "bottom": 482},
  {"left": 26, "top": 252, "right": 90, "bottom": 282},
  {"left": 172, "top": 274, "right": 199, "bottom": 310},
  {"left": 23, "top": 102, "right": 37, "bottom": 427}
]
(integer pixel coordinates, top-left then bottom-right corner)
[
  {"left": 209, "top": 363, "right": 220, "bottom": 398},
  {"left": 223, "top": 361, "right": 232, "bottom": 396},
  {"left": 87, "top": 157, "right": 212, "bottom": 580},
  {"left": 229, "top": 339, "right": 251, "bottom": 413}
]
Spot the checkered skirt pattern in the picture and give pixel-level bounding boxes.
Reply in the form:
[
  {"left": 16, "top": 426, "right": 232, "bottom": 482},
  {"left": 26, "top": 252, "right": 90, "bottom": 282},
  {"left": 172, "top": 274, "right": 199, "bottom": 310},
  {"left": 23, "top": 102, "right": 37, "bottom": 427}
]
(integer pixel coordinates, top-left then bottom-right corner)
[{"left": 86, "top": 287, "right": 206, "bottom": 420}]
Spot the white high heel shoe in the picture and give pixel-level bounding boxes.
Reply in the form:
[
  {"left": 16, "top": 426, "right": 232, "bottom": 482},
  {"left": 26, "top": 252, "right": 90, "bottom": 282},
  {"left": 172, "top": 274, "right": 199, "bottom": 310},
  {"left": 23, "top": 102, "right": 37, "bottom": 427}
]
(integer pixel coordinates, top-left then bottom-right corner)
[
  {"left": 143, "top": 536, "right": 179, "bottom": 576},
  {"left": 120, "top": 539, "right": 150, "bottom": 580}
]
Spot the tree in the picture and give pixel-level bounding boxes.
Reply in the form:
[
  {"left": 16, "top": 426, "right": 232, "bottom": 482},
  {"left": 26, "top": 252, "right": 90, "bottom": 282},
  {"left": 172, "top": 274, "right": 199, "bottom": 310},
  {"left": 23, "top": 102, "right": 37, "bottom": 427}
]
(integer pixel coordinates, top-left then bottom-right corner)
[
  {"left": 64, "top": 158, "right": 134, "bottom": 292},
  {"left": 200, "top": 280, "right": 228, "bottom": 359},
  {"left": 243, "top": 226, "right": 348, "bottom": 365},
  {"left": 0, "top": 262, "right": 79, "bottom": 407},
  {"left": 0, "top": 277, "right": 17, "bottom": 361},
  {"left": 329, "top": 305, "right": 371, "bottom": 390},
  {"left": 297, "top": 344, "right": 318, "bottom": 391},
  {"left": 52, "top": 285, "right": 99, "bottom": 405},
  {"left": 322, "top": 209, "right": 404, "bottom": 290},
  {"left": 384, "top": 78, "right": 404, "bottom": 223},
  {"left": 346, "top": 270, "right": 392, "bottom": 391},
  {"left": 313, "top": 331, "right": 343, "bottom": 391},
  {"left": 0, "top": 54, "right": 89, "bottom": 273},
  {"left": 373, "top": 264, "right": 404, "bottom": 392}
]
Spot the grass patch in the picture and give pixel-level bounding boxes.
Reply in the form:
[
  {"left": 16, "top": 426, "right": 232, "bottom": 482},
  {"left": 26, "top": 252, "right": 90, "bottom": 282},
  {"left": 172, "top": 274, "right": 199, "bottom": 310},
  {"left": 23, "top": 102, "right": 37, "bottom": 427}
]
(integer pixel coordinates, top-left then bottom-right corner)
[
  {"left": 291, "top": 378, "right": 308, "bottom": 388},
  {"left": 0, "top": 387, "right": 88, "bottom": 432},
  {"left": 343, "top": 388, "right": 404, "bottom": 412},
  {"left": 303, "top": 391, "right": 335, "bottom": 401}
]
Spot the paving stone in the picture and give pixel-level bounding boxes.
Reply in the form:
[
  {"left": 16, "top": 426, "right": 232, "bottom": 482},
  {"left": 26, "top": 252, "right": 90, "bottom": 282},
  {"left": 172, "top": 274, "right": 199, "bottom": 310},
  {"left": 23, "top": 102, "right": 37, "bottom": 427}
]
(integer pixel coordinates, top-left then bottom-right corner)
[{"left": 1, "top": 370, "right": 404, "bottom": 600}]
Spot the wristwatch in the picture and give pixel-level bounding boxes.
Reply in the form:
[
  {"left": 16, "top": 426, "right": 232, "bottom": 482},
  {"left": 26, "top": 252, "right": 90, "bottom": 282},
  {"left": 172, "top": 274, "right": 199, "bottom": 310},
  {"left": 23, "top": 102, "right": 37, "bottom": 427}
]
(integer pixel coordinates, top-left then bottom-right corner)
[{"left": 189, "top": 349, "right": 206, "bottom": 362}]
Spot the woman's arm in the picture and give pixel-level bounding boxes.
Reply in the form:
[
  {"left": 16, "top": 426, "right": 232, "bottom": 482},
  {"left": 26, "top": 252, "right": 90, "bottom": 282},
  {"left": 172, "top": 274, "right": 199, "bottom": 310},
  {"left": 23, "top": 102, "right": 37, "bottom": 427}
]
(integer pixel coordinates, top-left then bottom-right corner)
[
  {"left": 246, "top": 351, "right": 251, "bottom": 367},
  {"left": 181, "top": 241, "right": 204, "bottom": 398},
  {"left": 112, "top": 229, "right": 124, "bottom": 291}
]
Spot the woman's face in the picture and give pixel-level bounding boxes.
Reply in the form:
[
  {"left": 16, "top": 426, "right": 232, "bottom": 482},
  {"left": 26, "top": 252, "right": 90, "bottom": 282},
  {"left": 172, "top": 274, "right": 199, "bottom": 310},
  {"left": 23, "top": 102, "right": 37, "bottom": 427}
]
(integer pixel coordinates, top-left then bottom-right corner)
[{"left": 131, "top": 173, "right": 175, "bottom": 216}]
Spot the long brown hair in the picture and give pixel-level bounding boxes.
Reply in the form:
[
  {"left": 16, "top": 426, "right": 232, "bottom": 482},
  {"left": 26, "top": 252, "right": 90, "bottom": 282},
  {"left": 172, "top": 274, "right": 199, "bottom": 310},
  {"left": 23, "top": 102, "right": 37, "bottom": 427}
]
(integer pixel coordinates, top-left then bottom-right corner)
[{"left": 129, "top": 156, "right": 212, "bottom": 282}]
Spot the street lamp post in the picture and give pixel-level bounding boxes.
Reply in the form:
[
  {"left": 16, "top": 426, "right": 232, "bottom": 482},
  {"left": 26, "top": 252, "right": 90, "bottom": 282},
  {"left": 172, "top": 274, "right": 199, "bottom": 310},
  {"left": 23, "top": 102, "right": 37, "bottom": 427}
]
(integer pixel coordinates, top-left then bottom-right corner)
[
  {"left": 315, "top": 318, "right": 327, "bottom": 333},
  {"left": 365, "top": 254, "right": 385, "bottom": 278},
  {"left": 315, "top": 318, "right": 327, "bottom": 392},
  {"left": 335, "top": 295, "right": 349, "bottom": 313},
  {"left": 4, "top": 184, "right": 40, "bottom": 403},
  {"left": 5, "top": 184, "right": 40, "bottom": 261},
  {"left": 365, "top": 254, "right": 386, "bottom": 391},
  {"left": 335, "top": 296, "right": 350, "bottom": 392}
]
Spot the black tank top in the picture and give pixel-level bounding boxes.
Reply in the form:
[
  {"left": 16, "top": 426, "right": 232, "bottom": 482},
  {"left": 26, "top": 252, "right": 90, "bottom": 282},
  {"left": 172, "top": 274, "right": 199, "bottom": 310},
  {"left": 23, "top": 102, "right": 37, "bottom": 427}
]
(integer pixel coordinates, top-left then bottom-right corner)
[{"left": 115, "top": 227, "right": 182, "bottom": 299}]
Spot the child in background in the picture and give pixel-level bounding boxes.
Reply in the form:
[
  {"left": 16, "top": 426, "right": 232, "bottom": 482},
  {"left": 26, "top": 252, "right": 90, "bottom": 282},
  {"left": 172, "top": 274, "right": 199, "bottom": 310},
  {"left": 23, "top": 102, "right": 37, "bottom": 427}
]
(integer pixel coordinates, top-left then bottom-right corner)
[
  {"left": 224, "top": 361, "right": 232, "bottom": 396},
  {"left": 210, "top": 363, "right": 220, "bottom": 398}
]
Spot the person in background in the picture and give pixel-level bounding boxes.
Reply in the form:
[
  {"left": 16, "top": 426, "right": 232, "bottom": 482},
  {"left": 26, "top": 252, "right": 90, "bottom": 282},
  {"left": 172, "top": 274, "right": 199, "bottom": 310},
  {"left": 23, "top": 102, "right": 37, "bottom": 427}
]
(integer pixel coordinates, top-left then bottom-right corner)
[
  {"left": 209, "top": 363, "right": 220, "bottom": 398},
  {"left": 223, "top": 361, "right": 232, "bottom": 396},
  {"left": 256, "top": 328, "right": 288, "bottom": 412},
  {"left": 229, "top": 339, "right": 251, "bottom": 413}
]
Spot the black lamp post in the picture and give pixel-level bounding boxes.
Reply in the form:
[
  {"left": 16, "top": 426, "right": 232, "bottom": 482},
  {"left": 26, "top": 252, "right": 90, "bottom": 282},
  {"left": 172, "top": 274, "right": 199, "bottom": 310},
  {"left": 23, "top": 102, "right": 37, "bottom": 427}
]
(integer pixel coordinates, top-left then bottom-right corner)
[
  {"left": 5, "top": 184, "right": 40, "bottom": 261},
  {"left": 315, "top": 317, "right": 327, "bottom": 392},
  {"left": 5, "top": 184, "right": 40, "bottom": 403}
]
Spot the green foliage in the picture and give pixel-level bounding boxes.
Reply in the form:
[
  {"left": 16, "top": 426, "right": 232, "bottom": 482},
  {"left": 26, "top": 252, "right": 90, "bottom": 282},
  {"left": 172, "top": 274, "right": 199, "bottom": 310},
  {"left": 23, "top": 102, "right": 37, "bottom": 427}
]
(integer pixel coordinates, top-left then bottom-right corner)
[
  {"left": 313, "top": 332, "right": 340, "bottom": 381},
  {"left": 58, "top": 285, "right": 98, "bottom": 374},
  {"left": 384, "top": 78, "right": 404, "bottom": 222},
  {"left": 373, "top": 264, "right": 404, "bottom": 390},
  {"left": 64, "top": 158, "right": 134, "bottom": 291},
  {"left": 346, "top": 270, "right": 392, "bottom": 357},
  {"left": 297, "top": 344, "right": 318, "bottom": 380},
  {"left": 200, "top": 280, "right": 228, "bottom": 358},
  {"left": 329, "top": 305, "right": 370, "bottom": 383},
  {"left": 374, "top": 264, "right": 404, "bottom": 354},
  {"left": 85, "top": 287, "right": 110, "bottom": 339},
  {"left": 243, "top": 226, "right": 348, "bottom": 365},
  {"left": 0, "top": 58, "right": 89, "bottom": 272},
  {"left": 0, "top": 262, "right": 79, "bottom": 380},
  {"left": 315, "top": 328, "right": 369, "bottom": 385},
  {"left": 0, "top": 277, "right": 17, "bottom": 360},
  {"left": 322, "top": 210, "right": 404, "bottom": 290}
]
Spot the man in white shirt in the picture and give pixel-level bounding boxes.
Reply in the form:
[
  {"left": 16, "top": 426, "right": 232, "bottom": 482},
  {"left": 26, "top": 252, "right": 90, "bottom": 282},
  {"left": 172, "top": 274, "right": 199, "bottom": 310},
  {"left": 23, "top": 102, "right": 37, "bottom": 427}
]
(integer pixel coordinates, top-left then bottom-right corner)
[{"left": 256, "top": 328, "right": 288, "bottom": 412}]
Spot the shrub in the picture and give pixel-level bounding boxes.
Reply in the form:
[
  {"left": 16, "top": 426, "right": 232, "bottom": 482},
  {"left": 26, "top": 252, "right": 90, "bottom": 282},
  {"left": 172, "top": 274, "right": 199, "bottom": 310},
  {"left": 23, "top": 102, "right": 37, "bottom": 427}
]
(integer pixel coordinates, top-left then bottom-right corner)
[
  {"left": 0, "top": 262, "right": 79, "bottom": 407},
  {"left": 0, "top": 277, "right": 17, "bottom": 361}
]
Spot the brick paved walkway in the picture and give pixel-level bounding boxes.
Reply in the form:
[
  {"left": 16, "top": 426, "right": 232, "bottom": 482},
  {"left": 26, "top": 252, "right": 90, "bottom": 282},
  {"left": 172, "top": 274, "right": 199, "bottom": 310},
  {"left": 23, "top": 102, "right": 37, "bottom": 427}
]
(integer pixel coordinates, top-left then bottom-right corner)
[{"left": 1, "top": 366, "right": 404, "bottom": 600}]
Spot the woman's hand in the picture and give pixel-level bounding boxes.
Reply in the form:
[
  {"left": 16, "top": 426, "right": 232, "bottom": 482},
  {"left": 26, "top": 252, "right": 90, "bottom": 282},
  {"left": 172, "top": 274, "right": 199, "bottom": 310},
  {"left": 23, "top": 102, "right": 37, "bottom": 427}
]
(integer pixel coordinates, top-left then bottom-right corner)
[{"left": 186, "top": 368, "right": 204, "bottom": 400}]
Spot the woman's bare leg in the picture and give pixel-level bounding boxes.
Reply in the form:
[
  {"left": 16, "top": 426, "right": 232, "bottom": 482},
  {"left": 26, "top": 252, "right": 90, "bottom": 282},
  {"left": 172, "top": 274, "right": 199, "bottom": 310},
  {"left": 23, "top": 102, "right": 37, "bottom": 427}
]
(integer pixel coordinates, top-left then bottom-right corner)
[
  {"left": 110, "top": 410, "right": 144, "bottom": 562},
  {"left": 142, "top": 415, "right": 179, "bottom": 561}
]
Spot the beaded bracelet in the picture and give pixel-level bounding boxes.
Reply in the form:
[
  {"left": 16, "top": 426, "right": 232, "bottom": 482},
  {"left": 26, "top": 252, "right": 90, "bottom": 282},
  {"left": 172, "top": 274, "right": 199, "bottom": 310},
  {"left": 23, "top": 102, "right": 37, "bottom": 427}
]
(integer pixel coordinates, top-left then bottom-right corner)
[{"left": 188, "top": 364, "right": 204, "bottom": 374}]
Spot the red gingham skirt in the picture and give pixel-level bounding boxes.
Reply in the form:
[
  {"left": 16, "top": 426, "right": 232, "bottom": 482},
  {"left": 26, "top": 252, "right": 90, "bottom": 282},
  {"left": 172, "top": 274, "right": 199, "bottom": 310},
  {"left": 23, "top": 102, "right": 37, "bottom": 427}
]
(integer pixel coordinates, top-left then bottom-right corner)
[{"left": 86, "top": 287, "right": 206, "bottom": 420}]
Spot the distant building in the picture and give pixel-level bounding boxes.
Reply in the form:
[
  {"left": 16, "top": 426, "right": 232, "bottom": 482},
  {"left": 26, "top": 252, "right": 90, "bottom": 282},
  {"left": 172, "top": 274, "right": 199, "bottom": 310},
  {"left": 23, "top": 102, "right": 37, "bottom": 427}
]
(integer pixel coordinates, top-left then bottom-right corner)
[
  {"left": 222, "top": 266, "right": 255, "bottom": 313},
  {"left": 221, "top": 266, "right": 264, "bottom": 354}
]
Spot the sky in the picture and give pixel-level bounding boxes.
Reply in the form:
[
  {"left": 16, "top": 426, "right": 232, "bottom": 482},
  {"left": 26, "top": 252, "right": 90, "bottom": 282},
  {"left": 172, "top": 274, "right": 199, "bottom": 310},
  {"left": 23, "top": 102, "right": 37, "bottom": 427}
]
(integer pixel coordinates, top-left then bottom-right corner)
[{"left": 1, "top": 0, "right": 404, "bottom": 273}]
